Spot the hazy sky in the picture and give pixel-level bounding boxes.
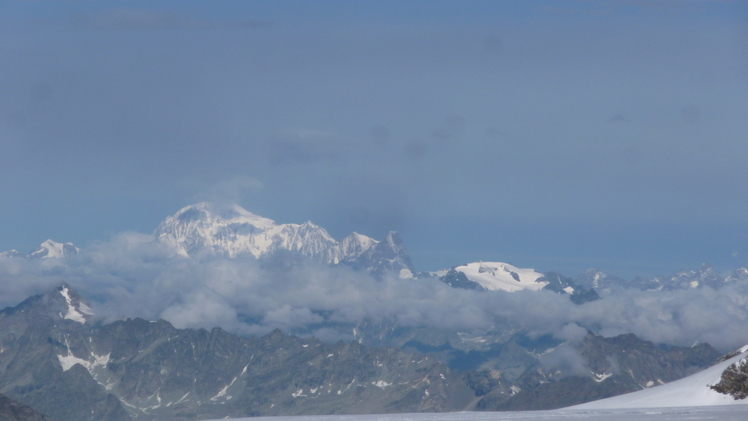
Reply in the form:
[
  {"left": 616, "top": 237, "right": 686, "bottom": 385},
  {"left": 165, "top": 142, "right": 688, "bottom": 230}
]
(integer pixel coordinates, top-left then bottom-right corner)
[{"left": 1, "top": 0, "right": 747, "bottom": 279}]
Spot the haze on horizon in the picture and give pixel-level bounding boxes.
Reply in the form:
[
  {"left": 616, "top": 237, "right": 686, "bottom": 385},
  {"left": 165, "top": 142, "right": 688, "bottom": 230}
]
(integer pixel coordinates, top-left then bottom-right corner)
[{"left": 1, "top": 0, "right": 747, "bottom": 280}]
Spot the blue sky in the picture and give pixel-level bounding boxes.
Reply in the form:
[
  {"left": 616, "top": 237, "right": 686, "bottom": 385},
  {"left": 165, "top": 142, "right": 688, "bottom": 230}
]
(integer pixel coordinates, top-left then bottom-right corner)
[{"left": 1, "top": 0, "right": 747, "bottom": 279}]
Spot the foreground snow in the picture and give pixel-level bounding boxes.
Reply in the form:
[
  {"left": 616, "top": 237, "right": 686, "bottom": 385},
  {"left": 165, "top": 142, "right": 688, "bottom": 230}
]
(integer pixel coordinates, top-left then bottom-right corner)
[{"left": 204, "top": 405, "right": 748, "bottom": 421}]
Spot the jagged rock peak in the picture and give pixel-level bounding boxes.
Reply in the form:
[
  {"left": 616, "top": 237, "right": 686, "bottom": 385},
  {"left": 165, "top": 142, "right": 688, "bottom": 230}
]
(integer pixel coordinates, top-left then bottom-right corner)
[{"left": 0, "top": 283, "right": 94, "bottom": 325}]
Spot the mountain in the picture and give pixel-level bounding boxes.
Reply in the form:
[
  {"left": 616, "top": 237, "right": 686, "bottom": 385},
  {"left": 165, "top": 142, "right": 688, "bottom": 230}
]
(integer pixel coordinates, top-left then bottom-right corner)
[
  {"left": 570, "top": 345, "right": 748, "bottom": 409},
  {"left": 574, "top": 268, "right": 627, "bottom": 291},
  {"left": 0, "top": 285, "right": 474, "bottom": 421},
  {"left": 432, "top": 262, "right": 598, "bottom": 304},
  {"left": 575, "top": 264, "right": 748, "bottom": 292},
  {"left": 474, "top": 332, "right": 720, "bottom": 411},
  {"left": 153, "top": 203, "right": 414, "bottom": 277},
  {"left": 432, "top": 262, "right": 548, "bottom": 292},
  {"left": 0, "top": 240, "right": 80, "bottom": 259},
  {"left": 0, "top": 285, "right": 726, "bottom": 418}
]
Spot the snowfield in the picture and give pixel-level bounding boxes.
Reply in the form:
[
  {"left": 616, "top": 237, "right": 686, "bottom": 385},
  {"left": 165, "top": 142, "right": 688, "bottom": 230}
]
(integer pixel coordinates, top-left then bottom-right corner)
[
  {"left": 204, "top": 405, "right": 748, "bottom": 421},
  {"left": 449, "top": 262, "right": 547, "bottom": 292}
]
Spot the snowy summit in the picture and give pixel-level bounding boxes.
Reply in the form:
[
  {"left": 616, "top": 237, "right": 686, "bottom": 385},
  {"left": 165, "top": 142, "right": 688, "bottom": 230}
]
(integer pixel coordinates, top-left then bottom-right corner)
[{"left": 153, "top": 203, "right": 415, "bottom": 277}]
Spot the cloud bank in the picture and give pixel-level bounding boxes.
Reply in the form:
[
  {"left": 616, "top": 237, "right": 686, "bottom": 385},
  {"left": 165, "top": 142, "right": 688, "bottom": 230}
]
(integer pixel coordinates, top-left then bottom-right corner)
[{"left": 1, "top": 233, "right": 747, "bottom": 352}]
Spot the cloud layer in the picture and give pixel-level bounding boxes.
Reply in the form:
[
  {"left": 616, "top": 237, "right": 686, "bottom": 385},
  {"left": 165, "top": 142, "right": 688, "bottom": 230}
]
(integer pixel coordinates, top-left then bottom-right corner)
[{"left": 2, "top": 234, "right": 747, "bottom": 352}]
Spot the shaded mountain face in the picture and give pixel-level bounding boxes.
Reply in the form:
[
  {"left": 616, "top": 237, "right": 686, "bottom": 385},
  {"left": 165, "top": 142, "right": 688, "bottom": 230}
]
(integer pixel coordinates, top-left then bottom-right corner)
[
  {"left": 0, "top": 393, "right": 51, "bottom": 421},
  {"left": 153, "top": 202, "right": 414, "bottom": 278},
  {"left": 0, "top": 285, "right": 472, "bottom": 421},
  {"left": 0, "top": 285, "right": 129, "bottom": 421}
]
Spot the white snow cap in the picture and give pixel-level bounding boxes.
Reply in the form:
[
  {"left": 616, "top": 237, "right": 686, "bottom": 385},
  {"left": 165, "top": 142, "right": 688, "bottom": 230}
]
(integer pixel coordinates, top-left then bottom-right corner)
[{"left": 450, "top": 261, "right": 547, "bottom": 292}]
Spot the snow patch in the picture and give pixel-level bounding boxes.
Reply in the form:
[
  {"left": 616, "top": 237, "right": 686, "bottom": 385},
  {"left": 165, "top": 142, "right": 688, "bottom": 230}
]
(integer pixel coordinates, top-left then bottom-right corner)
[
  {"left": 292, "top": 389, "right": 307, "bottom": 398},
  {"left": 372, "top": 380, "right": 392, "bottom": 389},
  {"left": 57, "top": 338, "right": 110, "bottom": 372},
  {"left": 59, "top": 285, "right": 87, "bottom": 323},
  {"left": 592, "top": 372, "right": 613, "bottom": 383}
]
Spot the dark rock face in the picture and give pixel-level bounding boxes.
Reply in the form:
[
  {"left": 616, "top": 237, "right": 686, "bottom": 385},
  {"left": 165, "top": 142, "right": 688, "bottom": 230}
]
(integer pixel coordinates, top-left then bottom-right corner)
[
  {"left": 710, "top": 356, "right": 748, "bottom": 400},
  {"left": 540, "top": 272, "right": 600, "bottom": 304},
  {"left": 439, "top": 269, "right": 485, "bottom": 291},
  {"left": 0, "top": 393, "right": 51, "bottom": 421}
]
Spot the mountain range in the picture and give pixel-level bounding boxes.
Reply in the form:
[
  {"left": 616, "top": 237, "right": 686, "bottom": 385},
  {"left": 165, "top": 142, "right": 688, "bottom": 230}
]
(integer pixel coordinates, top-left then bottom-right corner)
[
  {"left": 1, "top": 203, "right": 748, "bottom": 418},
  {"left": 3, "top": 202, "right": 746, "bottom": 296},
  {"left": 0, "top": 284, "right": 736, "bottom": 420}
]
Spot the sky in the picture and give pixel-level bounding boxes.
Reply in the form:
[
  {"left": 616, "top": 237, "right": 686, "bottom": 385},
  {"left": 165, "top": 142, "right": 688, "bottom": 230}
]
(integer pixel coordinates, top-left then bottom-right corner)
[{"left": 1, "top": 0, "right": 747, "bottom": 279}]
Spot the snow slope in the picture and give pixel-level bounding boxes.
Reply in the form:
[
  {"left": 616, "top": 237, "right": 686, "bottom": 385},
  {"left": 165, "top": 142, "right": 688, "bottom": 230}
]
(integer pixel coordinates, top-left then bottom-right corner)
[
  {"left": 569, "top": 346, "right": 748, "bottom": 409},
  {"left": 440, "top": 262, "right": 547, "bottom": 292},
  {"left": 203, "top": 405, "right": 748, "bottom": 421}
]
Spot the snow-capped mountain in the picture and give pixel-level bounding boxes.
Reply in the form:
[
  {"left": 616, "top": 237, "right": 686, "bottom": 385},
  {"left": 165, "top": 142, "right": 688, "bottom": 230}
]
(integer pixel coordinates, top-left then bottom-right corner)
[
  {"left": 574, "top": 268, "right": 627, "bottom": 291},
  {"left": 433, "top": 261, "right": 548, "bottom": 292},
  {"left": 575, "top": 264, "right": 748, "bottom": 292},
  {"left": 0, "top": 239, "right": 80, "bottom": 259},
  {"left": 153, "top": 202, "right": 414, "bottom": 277}
]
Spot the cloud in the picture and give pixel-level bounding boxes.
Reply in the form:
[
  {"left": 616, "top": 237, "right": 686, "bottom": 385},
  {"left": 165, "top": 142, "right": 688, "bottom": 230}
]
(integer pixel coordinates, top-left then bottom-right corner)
[
  {"left": 1, "top": 232, "right": 748, "bottom": 353},
  {"left": 680, "top": 104, "right": 702, "bottom": 123},
  {"left": 266, "top": 132, "right": 341, "bottom": 166},
  {"left": 403, "top": 140, "right": 427, "bottom": 160},
  {"left": 67, "top": 8, "right": 273, "bottom": 31},
  {"left": 541, "top": 344, "right": 590, "bottom": 377},
  {"left": 188, "top": 175, "right": 264, "bottom": 207}
]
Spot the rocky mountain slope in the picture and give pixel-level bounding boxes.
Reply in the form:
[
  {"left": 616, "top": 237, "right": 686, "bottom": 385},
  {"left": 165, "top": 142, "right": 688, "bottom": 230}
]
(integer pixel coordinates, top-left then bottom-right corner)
[
  {"left": 473, "top": 332, "right": 720, "bottom": 411},
  {"left": 0, "top": 394, "right": 51, "bottom": 421},
  {"left": 0, "top": 285, "right": 725, "bottom": 419},
  {"left": 0, "top": 285, "right": 472, "bottom": 421},
  {"left": 572, "top": 345, "right": 748, "bottom": 409}
]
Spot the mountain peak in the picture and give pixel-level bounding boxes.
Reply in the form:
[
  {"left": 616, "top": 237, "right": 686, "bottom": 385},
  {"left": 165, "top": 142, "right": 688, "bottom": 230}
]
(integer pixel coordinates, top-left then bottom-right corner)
[
  {"left": 2, "top": 283, "right": 94, "bottom": 325},
  {"left": 52, "top": 283, "right": 94, "bottom": 324},
  {"left": 0, "top": 240, "right": 80, "bottom": 260},
  {"left": 153, "top": 203, "right": 412, "bottom": 276}
]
